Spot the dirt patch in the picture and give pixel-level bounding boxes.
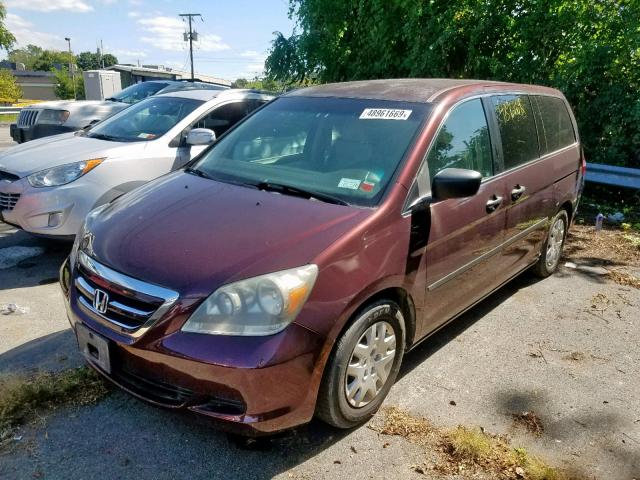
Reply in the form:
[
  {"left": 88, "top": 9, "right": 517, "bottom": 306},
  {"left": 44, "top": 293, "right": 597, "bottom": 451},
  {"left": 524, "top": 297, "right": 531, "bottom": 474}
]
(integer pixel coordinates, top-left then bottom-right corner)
[
  {"left": 564, "top": 225, "right": 640, "bottom": 267},
  {"left": 0, "top": 367, "right": 109, "bottom": 449},
  {"left": 512, "top": 411, "right": 544, "bottom": 436},
  {"left": 563, "top": 352, "right": 586, "bottom": 362},
  {"left": 606, "top": 269, "right": 640, "bottom": 289},
  {"left": 370, "top": 407, "right": 584, "bottom": 479}
]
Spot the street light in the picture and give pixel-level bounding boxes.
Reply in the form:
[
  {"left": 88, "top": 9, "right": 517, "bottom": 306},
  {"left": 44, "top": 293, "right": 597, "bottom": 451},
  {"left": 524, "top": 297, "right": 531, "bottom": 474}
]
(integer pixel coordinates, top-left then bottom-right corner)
[{"left": 64, "top": 37, "right": 77, "bottom": 100}]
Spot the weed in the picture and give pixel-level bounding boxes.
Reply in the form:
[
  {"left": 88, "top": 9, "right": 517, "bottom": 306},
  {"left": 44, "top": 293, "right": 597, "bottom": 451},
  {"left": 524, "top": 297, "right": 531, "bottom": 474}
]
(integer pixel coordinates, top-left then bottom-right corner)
[
  {"left": 373, "top": 407, "right": 585, "bottom": 480},
  {"left": 0, "top": 367, "right": 109, "bottom": 435}
]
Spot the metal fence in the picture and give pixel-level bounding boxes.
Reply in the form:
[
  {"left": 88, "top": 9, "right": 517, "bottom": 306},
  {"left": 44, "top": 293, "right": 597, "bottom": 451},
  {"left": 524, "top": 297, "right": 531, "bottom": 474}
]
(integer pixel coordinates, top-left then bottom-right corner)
[
  {"left": 0, "top": 107, "right": 22, "bottom": 115},
  {"left": 585, "top": 163, "right": 640, "bottom": 189}
]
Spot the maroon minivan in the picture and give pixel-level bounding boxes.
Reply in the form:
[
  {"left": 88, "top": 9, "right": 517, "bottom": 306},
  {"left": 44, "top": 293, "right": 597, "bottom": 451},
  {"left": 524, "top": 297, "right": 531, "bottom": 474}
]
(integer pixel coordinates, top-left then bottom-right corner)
[{"left": 60, "top": 79, "right": 584, "bottom": 433}]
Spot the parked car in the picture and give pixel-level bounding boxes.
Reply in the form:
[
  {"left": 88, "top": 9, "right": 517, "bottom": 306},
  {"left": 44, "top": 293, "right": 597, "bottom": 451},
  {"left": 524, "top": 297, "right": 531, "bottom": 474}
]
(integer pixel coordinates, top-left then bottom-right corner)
[
  {"left": 60, "top": 79, "right": 584, "bottom": 434},
  {"left": 0, "top": 89, "right": 272, "bottom": 237},
  {"left": 10, "top": 80, "right": 228, "bottom": 143}
]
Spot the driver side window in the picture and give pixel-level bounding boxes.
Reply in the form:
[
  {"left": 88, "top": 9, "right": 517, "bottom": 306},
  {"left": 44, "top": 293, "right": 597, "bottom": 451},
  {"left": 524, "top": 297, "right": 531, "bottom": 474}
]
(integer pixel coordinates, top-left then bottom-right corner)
[{"left": 426, "top": 99, "right": 493, "bottom": 180}]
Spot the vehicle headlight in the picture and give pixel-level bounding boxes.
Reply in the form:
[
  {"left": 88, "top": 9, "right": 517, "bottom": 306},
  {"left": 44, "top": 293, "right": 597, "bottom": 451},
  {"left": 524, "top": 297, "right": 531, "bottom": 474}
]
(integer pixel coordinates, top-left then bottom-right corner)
[
  {"left": 28, "top": 158, "right": 104, "bottom": 188},
  {"left": 182, "top": 265, "right": 319, "bottom": 336},
  {"left": 37, "top": 109, "right": 70, "bottom": 125}
]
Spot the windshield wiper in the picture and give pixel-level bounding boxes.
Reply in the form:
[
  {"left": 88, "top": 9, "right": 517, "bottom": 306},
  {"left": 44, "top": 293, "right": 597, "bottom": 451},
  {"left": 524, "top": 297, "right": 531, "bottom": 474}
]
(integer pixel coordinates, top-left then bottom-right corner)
[
  {"left": 88, "top": 133, "right": 121, "bottom": 142},
  {"left": 256, "top": 181, "right": 349, "bottom": 206},
  {"left": 185, "top": 167, "right": 213, "bottom": 180}
]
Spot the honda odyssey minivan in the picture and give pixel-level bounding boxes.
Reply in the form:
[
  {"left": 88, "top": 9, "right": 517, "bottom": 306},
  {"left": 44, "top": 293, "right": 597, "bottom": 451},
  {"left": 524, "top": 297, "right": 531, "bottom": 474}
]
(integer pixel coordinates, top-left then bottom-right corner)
[{"left": 61, "top": 79, "right": 584, "bottom": 434}]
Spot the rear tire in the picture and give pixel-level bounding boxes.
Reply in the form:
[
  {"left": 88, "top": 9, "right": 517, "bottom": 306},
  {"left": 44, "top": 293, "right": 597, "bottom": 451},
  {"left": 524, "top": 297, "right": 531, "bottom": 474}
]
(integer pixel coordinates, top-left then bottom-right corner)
[
  {"left": 533, "top": 210, "right": 568, "bottom": 278},
  {"left": 316, "top": 300, "right": 405, "bottom": 429}
]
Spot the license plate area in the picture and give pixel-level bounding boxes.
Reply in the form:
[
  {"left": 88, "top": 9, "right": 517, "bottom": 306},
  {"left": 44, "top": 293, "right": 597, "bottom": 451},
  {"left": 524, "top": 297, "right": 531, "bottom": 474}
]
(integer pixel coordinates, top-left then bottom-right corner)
[{"left": 76, "top": 323, "right": 111, "bottom": 374}]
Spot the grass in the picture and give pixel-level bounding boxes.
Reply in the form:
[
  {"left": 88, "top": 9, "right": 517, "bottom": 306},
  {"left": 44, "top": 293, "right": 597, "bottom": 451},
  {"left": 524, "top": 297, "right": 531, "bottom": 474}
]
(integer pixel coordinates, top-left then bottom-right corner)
[
  {"left": 371, "top": 407, "right": 584, "bottom": 480},
  {"left": 0, "top": 367, "right": 109, "bottom": 439},
  {"left": 445, "top": 425, "right": 494, "bottom": 461},
  {"left": 0, "top": 113, "right": 17, "bottom": 122}
]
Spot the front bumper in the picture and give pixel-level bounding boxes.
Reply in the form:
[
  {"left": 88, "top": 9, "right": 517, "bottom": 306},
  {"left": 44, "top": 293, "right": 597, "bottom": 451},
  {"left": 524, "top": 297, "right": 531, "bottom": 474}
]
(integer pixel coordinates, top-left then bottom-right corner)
[
  {"left": 10, "top": 123, "right": 76, "bottom": 143},
  {"left": 60, "top": 258, "right": 327, "bottom": 434},
  {"left": 0, "top": 177, "right": 108, "bottom": 237}
]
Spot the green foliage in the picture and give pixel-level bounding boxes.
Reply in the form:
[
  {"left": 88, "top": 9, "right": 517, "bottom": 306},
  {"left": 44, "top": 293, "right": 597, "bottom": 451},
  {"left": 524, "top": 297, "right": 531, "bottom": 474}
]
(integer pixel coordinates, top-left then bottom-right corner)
[
  {"left": 0, "top": 3, "right": 15, "bottom": 51},
  {"left": 76, "top": 51, "right": 118, "bottom": 71},
  {"left": 231, "top": 76, "right": 287, "bottom": 92},
  {"left": 54, "top": 68, "right": 85, "bottom": 100},
  {"left": 9, "top": 44, "right": 72, "bottom": 71},
  {"left": 0, "top": 69, "right": 22, "bottom": 103},
  {"left": 267, "top": 0, "right": 640, "bottom": 168}
]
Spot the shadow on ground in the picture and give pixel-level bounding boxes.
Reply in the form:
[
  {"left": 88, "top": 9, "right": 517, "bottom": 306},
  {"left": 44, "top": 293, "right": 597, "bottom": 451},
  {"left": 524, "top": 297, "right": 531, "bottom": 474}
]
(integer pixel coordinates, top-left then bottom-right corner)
[
  {"left": 493, "top": 389, "right": 640, "bottom": 478},
  {"left": 0, "top": 226, "right": 70, "bottom": 290}
]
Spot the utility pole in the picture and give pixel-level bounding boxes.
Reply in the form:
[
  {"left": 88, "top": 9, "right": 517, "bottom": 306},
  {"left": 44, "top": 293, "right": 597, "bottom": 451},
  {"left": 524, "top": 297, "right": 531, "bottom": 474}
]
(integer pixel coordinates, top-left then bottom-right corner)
[
  {"left": 179, "top": 13, "right": 201, "bottom": 80},
  {"left": 64, "top": 37, "right": 77, "bottom": 100},
  {"left": 100, "top": 39, "right": 105, "bottom": 68}
]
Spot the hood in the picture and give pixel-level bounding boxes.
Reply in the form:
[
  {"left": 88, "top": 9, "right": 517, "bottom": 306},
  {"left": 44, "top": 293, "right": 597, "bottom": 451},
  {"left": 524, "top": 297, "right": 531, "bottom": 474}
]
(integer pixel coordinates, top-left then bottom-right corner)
[
  {"left": 88, "top": 171, "right": 372, "bottom": 296},
  {"left": 0, "top": 133, "right": 136, "bottom": 177},
  {"left": 26, "top": 100, "right": 127, "bottom": 111}
]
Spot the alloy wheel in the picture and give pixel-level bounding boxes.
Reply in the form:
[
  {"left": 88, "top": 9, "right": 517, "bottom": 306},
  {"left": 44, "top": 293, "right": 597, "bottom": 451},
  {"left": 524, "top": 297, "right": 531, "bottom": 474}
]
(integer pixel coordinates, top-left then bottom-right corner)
[
  {"left": 546, "top": 217, "right": 566, "bottom": 269},
  {"left": 344, "top": 321, "right": 396, "bottom": 408}
]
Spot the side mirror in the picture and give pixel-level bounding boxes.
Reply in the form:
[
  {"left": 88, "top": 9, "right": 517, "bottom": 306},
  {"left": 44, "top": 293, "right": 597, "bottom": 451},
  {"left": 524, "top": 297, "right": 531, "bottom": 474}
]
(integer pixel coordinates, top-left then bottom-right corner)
[
  {"left": 431, "top": 168, "right": 482, "bottom": 200},
  {"left": 186, "top": 128, "right": 216, "bottom": 146}
]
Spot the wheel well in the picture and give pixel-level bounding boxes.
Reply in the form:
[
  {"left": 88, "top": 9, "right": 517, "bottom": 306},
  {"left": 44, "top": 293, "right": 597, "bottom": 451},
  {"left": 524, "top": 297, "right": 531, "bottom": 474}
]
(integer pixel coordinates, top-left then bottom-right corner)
[
  {"left": 354, "top": 287, "right": 417, "bottom": 349},
  {"left": 560, "top": 201, "right": 573, "bottom": 224}
]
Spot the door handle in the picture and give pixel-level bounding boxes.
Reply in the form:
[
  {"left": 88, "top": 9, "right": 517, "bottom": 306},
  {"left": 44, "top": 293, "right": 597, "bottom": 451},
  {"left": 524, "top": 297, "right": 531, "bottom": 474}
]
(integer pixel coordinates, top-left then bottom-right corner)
[
  {"left": 486, "top": 195, "right": 503, "bottom": 213},
  {"left": 511, "top": 184, "right": 526, "bottom": 201}
]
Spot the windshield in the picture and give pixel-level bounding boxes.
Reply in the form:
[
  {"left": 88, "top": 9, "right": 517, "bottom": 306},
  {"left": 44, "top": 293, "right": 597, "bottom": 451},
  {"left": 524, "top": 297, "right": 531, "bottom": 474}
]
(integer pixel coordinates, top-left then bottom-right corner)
[
  {"left": 192, "top": 96, "right": 431, "bottom": 207},
  {"left": 88, "top": 96, "right": 202, "bottom": 142},
  {"left": 110, "top": 82, "right": 169, "bottom": 104}
]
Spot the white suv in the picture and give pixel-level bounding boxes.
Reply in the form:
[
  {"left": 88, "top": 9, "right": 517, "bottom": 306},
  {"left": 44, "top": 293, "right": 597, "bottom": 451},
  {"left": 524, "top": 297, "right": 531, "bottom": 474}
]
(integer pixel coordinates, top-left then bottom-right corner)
[{"left": 0, "top": 89, "right": 272, "bottom": 238}]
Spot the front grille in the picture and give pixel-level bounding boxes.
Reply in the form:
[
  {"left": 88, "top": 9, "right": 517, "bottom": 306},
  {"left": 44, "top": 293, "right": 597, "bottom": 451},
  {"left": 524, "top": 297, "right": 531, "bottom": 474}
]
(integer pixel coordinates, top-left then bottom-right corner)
[
  {"left": 74, "top": 251, "right": 178, "bottom": 335},
  {"left": 17, "top": 109, "right": 39, "bottom": 127},
  {"left": 0, "top": 192, "right": 20, "bottom": 211},
  {"left": 0, "top": 170, "right": 19, "bottom": 182},
  {"left": 112, "top": 366, "right": 194, "bottom": 406},
  {"left": 75, "top": 273, "right": 160, "bottom": 330}
]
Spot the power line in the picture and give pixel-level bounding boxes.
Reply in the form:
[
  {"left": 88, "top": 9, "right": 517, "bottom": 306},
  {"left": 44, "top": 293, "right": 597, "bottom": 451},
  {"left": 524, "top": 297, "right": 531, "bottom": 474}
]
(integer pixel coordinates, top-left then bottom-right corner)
[{"left": 179, "top": 13, "right": 201, "bottom": 80}]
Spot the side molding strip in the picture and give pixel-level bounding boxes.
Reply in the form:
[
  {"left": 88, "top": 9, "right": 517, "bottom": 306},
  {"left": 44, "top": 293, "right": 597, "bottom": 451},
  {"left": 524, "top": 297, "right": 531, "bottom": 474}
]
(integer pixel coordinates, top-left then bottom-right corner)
[{"left": 427, "top": 218, "right": 548, "bottom": 291}]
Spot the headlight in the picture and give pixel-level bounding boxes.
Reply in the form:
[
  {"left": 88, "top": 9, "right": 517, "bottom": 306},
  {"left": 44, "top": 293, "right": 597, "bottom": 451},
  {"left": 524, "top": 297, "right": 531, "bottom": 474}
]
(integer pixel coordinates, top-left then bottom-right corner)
[
  {"left": 182, "top": 265, "right": 319, "bottom": 336},
  {"left": 37, "top": 109, "right": 70, "bottom": 125},
  {"left": 28, "top": 158, "right": 104, "bottom": 188}
]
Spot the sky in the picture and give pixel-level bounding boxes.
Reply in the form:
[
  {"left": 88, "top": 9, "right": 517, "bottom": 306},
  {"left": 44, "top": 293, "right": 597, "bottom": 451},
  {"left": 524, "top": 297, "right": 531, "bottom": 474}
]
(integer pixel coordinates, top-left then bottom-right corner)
[{"left": 2, "top": 0, "right": 296, "bottom": 81}]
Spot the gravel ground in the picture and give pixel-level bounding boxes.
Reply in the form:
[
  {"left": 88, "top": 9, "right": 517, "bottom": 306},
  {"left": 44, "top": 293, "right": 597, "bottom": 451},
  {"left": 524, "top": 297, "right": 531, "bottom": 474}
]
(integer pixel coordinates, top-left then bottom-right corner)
[{"left": 1, "top": 131, "right": 639, "bottom": 479}]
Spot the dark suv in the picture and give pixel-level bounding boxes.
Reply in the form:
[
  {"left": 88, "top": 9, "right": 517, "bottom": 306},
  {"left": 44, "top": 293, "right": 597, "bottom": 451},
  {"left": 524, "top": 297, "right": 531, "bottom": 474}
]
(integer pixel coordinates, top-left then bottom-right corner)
[{"left": 60, "top": 79, "right": 584, "bottom": 434}]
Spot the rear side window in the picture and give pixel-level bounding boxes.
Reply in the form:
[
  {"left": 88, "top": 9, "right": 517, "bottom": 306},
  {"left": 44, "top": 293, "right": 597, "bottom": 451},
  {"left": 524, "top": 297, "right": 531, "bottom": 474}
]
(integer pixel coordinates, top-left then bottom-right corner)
[
  {"left": 532, "top": 96, "right": 575, "bottom": 154},
  {"left": 426, "top": 99, "right": 493, "bottom": 179},
  {"left": 491, "top": 95, "right": 539, "bottom": 170},
  {"left": 194, "top": 101, "right": 261, "bottom": 137}
]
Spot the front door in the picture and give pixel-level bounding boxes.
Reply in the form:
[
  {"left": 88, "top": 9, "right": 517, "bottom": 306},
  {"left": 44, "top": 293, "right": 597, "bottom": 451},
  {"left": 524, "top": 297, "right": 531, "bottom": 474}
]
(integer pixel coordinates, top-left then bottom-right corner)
[{"left": 418, "top": 98, "right": 509, "bottom": 337}]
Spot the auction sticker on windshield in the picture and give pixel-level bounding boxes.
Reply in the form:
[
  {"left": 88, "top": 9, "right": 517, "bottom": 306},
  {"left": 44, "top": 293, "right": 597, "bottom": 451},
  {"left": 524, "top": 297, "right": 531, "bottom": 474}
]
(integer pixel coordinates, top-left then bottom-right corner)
[{"left": 360, "top": 108, "right": 412, "bottom": 120}]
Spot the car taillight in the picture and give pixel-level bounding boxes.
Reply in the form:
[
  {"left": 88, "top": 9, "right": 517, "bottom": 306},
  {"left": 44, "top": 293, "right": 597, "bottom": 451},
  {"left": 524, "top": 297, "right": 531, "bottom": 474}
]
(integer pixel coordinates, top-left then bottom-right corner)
[{"left": 581, "top": 151, "right": 587, "bottom": 177}]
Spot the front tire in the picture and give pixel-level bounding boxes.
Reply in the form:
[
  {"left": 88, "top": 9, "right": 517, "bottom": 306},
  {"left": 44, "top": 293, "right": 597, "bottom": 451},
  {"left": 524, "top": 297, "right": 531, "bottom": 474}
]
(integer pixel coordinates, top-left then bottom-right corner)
[
  {"left": 316, "top": 300, "right": 405, "bottom": 429},
  {"left": 534, "top": 210, "right": 568, "bottom": 278}
]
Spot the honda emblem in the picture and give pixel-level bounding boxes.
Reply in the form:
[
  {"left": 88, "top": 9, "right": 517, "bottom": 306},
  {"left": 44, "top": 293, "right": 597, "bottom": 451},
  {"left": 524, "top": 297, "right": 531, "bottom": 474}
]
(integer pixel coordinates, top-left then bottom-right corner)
[{"left": 93, "top": 289, "right": 109, "bottom": 314}]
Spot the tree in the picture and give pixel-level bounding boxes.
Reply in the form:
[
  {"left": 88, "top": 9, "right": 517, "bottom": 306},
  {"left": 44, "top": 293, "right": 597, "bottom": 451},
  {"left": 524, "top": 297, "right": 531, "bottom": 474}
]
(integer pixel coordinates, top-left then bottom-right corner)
[
  {"left": 0, "top": 69, "right": 22, "bottom": 104},
  {"left": 8, "top": 44, "right": 44, "bottom": 70},
  {"left": 0, "top": 3, "right": 15, "bottom": 52},
  {"left": 54, "top": 68, "right": 84, "bottom": 100},
  {"left": 266, "top": 0, "right": 640, "bottom": 168},
  {"left": 76, "top": 51, "right": 118, "bottom": 71},
  {"left": 231, "top": 76, "right": 287, "bottom": 92},
  {"left": 9, "top": 45, "right": 72, "bottom": 71}
]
